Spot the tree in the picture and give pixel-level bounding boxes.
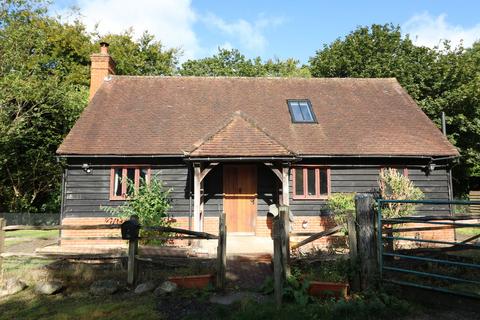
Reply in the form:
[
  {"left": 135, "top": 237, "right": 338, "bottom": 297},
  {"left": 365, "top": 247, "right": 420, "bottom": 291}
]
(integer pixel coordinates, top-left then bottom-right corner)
[
  {"left": 0, "top": 0, "right": 180, "bottom": 212},
  {"left": 309, "top": 24, "right": 480, "bottom": 195},
  {"left": 180, "top": 48, "right": 310, "bottom": 77},
  {"left": 0, "top": 1, "right": 91, "bottom": 212},
  {"left": 100, "top": 30, "right": 178, "bottom": 76}
]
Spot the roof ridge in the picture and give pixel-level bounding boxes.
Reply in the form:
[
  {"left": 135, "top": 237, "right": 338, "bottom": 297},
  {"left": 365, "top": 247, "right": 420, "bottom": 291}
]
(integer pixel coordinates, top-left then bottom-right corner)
[
  {"left": 186, "top": 111, "right": 295, "bottom": 156},
  {"left": 111, "top": 75, "right": 398, "bottom": 81}
]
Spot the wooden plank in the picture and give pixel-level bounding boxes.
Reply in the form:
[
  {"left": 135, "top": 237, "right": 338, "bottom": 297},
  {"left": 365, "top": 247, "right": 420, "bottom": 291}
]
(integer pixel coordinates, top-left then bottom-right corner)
[
  {"left": 355, "top": 193, "right": 377, "bottom": 291},
  {"left": 216, "top": 212, "right": 227, "bottom": 291},
  {"left": 347, "top": 212, "right": 360, "bottom": 292},
  {"left": 3, "top": 224, "right": 121, "bottom": 231},
  {"left": 279, "top": 206, "right": 290, "bottom": 278},
  {"left": 273, "top": 219, "right": 283, "bottom": 308},
  {"left": 127, "top": 217, "right": 139, "bottom": 287},
  {"left": 291, "top": 224, "right": 344, "bottom": 250},
  {"left": 143, "top": 226, "right": 218, "bottom": 239},
  {"left": 282, "top": 165, "right": 290, "bottom": 206},
  {"left": 194, "top": 163, "right": 202, "bottom": 232}
]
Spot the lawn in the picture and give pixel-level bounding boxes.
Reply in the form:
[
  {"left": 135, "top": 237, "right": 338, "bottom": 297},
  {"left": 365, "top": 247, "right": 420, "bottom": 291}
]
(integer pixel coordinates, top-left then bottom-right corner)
[
  {"left": 0, "top": 289, "right": 158, "bottom": 320},
  {"left": 5, "top": 230, "right": 58, "bottom": 239}
]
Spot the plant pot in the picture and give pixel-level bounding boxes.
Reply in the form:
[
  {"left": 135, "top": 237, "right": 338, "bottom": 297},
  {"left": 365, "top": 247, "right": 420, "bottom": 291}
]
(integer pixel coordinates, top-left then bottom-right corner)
[
  {"left": 167, "top": 274, "right": 214, "bottom": 289},
  {"left": 307, "top": 281, "right": 349, "bottom": 299}
]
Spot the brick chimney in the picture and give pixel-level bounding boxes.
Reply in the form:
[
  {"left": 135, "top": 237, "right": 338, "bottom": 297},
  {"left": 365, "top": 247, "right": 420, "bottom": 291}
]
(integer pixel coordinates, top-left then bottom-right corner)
[{"left": 89, "top": 42, "right": 115, "bottom": 100}]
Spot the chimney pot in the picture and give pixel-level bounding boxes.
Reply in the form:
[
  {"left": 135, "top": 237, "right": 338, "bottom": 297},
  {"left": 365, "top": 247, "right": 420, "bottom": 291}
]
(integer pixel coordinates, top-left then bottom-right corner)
[{"left": 99, "top": 42, "right": 109, "bottom": 54}]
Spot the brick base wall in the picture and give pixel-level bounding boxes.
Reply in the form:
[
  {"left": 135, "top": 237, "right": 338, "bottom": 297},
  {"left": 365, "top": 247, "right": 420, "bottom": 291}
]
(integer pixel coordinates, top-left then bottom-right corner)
[{"left": 60, "top": 215, "right": 457, "bottom": 251}]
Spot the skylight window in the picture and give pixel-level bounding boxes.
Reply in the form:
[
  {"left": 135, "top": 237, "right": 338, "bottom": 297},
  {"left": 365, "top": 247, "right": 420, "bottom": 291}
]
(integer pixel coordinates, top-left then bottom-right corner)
[{"left": 287, "top": 99, "right": 316, "bottom": 123}]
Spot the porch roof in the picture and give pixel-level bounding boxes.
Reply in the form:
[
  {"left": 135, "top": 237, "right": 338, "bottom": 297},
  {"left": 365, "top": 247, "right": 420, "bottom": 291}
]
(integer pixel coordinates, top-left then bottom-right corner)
[{"left": 187, "top": 111, "right": 294, "bottom": 157}]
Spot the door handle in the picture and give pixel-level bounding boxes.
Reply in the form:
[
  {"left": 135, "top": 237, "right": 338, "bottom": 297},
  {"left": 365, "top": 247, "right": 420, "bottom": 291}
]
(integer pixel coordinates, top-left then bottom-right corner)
[{"left": 250, "top": 199, "right": 255, "bottom": 204}]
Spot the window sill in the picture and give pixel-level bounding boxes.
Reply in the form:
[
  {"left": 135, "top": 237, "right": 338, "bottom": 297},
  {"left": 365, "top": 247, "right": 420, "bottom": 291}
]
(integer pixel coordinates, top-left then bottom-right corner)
[{"left": 292, "top": 195, "right": 329, "bottom": 201}]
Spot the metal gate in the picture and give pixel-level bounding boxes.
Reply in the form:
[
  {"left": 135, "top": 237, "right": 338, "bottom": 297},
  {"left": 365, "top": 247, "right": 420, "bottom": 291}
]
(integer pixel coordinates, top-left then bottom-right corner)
[{"left": 377, "top": 199, "right": 480, "bottom": 299}]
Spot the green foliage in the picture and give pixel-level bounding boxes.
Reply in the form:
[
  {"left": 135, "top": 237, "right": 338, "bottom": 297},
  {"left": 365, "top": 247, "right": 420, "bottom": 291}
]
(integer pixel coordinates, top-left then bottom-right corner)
[
  {"left": 309, "top": 23, "right": 480, "bottom": 195},
  {"left": 378, "top": 168, "right": 424, "bottom": 218},
  {"left": 100, "top": 30, "right": 178, "bottom": 76},
  {"left": 0, "top": 1, "right": 179, "bottom": 212},
  {"left": 227, "top": 291, "right": 411, "bottom": 320},
  {"left": 103, "top": 177, "right": 172, "bottom": 243},
  {"left": 180, "top": 48, "right": 310, "bottom": 77},
  {"left": 327, "top": 193, "right": 355, "bottom": 226}
]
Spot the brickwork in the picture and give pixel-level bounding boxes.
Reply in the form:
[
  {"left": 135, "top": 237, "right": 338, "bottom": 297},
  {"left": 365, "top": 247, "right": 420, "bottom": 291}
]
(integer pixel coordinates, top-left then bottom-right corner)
[{"left": 61, "top": 217, "right": 124, "bottom": 246}]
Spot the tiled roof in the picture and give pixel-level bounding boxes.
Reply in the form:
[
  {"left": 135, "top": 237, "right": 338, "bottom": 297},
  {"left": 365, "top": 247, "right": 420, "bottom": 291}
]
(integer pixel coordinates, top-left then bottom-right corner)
[{"left": 57, "top": 76, "right": 459, "bottom": 157}]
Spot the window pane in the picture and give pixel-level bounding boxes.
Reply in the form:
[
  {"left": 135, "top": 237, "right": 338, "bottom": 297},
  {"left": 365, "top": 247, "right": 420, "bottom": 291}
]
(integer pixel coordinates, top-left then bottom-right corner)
[
  {"left": 126, "top": 168, "right": 135, "bottom": 196},
  {"left": 114, "top": 168, "right": 122, "bottom": 196},
  {"left": 290, "top": 102, "right": 304, "bottom": 121},
  {"left": 307, "top": 168, "right": 316, "bottom": 196},
  {"left": 320, "top": 169, "right": 328, "bottom": 195},
  {"left": 299, "top": 101, "right": 313, "bottom": 121},
  {"left": 139, "top": 168, "right": 148, "bottom": 188},
  {"left": 295, "top": 168, "right": 304, "bottom": 196}
]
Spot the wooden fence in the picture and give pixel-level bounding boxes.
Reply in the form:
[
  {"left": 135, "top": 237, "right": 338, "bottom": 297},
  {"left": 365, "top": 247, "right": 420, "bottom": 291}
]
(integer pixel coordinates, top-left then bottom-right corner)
[
  {"left": 0, "top": 214, "right": 227, "bottom": 290},
  {"left": 470, "top": 191, "right": 480, "bottom": 214},
  {"left": 272, "top": 194, "right": 378, "bottom": 307}
]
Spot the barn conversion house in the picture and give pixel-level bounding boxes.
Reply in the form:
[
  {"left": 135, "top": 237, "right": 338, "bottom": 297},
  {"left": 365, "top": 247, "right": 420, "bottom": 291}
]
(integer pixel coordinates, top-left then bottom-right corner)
[{"left": 57, "top": 43, "right": 459, "bottom": 248}]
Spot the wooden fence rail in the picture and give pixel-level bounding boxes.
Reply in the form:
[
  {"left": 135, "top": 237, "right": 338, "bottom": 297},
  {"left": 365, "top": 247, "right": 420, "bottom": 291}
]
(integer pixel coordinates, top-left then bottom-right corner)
[{"left": 0, "top": 216, "right": 226, "bottom": 290}]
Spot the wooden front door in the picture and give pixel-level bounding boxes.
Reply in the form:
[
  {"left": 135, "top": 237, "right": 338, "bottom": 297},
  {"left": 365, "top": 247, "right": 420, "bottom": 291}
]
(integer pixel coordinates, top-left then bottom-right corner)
[{"left": 223, "top": 164, "right": 257, "bottom": 233}]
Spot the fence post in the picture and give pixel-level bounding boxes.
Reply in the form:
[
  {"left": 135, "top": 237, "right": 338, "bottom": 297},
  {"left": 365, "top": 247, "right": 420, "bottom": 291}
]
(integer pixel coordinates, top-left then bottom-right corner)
[
  {"left": 216, "top": 212, "right": 227, "bottom": 291},
  {"left": 127, "top": 216, "right": 139, "bottom": 287},
  {"left": 355, "top": 193, "right": 378, "bottom": 291},
  {"left": 346, "top": 212, "right": 360, "bottom": 292},
  {"left": 273, "top": 218, "right": 283, "bottom": 308},
  {"left": 0, "top": 218, "right": 5, "bottom": 278},
  {"left": 279, "top": 205, "right": 290, "bottom": 279}
]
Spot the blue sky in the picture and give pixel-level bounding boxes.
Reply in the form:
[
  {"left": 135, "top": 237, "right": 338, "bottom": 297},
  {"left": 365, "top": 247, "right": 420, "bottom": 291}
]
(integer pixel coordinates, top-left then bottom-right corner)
[{"left": 53, "top": 0, "right": 480, "bottom": 63}]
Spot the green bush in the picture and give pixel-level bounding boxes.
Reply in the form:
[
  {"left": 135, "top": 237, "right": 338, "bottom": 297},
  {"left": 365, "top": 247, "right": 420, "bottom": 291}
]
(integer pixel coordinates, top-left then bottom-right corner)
[
  {"left": 326, "top": 193, "right": 355, "bottom": 227},
  {"left": 378, "top": 168, "right": 424, "bottom": 218},
  {"left": 103, "top": 177, "right": 172, "bottom": 244}
]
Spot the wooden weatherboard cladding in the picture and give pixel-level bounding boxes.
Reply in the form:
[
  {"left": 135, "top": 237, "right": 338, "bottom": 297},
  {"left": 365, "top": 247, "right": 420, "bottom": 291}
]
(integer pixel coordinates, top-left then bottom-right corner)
[
  {"left": 109, "top": 165, "right": 151, "bottom": 200},
  {"left": 292, "top": 166, "right": 331, "bottom": 199}
]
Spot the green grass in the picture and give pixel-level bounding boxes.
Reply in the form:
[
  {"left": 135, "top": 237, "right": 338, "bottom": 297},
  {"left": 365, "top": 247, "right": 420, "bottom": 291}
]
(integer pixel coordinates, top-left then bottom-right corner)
[
  {"left": 0, "top": 290, "right": 158, "bottom": 320},
  {"left": 5, "top": 230, "right": 58, "bottom": 239},
  {"left": 456, "top": 227, "right": 480, "bottom": 236}
]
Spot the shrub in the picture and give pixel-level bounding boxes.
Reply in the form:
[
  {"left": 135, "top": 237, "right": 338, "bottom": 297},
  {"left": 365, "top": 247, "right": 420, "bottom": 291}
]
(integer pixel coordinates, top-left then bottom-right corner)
[
  {"left": 103, "top": 176, "right": 172, "bottom": 244},
  {"left": 326, "top": 193, "right": 355, "bottom": 227},
  {"left": 378, "top": 168, "right": 424, "bottom": 218}
]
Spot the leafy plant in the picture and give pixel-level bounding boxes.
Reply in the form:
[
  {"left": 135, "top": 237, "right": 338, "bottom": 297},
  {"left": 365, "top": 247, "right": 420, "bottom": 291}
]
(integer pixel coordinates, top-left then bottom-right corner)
[
  {"left": 378, "top": 168, "right": 424, "bottom": 218},
  {"left": 326, "top": 193, "right": 355, "bottom": 227},
  {"left": 103, "top": 176, "right": 172, "bottom": 244}
]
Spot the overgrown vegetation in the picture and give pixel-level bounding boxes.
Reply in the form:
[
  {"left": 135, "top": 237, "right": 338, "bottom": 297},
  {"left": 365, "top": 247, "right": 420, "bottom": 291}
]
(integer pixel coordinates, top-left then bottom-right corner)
[
  {"left": 327, "top": 193, "right": 355, "bottom": 227},
  {"left": 378, "top": 168, "right": 424, "bottom": 218},
  {"left": 103, "top": 177, "right": 172, "bottom": 244}
]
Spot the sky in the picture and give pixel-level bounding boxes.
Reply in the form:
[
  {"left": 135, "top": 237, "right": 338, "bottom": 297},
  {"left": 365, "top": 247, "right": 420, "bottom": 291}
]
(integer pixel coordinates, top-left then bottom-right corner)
[{"left": 52, "top": 0, "right": 480, "bottom": 63}]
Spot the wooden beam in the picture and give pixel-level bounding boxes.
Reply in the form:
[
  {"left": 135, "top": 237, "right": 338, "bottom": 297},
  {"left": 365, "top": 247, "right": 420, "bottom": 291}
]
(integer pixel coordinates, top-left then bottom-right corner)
[
  {"left": 200, "top": 162, "right": 219, "bottom": 182},
  {"left": 281, "top": 165, "right": 290, "bottom": 206},
  {"left": 291, "top": 224, "right": 344, "bottom": 249},
  {"left": 193, "top": 163, "right": 202, "bottom": 232},
  {"left": 264, "top": 162, "right": 283, "bottom": 182}
]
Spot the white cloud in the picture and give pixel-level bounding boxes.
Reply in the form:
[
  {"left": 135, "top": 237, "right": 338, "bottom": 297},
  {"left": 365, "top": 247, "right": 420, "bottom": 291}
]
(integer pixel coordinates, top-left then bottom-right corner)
[
  {"left": 202, "top": 13, "right": 284, "bottom": 53},
  {"left": 403, "top": 12, "right": 480, "bottom": 48},
  {"left": 59, "top": 0, "right": 200, "bottom": 60}
]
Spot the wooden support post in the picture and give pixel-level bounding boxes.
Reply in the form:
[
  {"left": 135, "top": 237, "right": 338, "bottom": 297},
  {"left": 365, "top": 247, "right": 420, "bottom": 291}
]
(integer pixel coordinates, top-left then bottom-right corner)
[
  {"left": 193, "top": 163, "right": 202, "bottom": 232},
  {"left": 355, "top": 193, "right": 378, "bottom": 291},
  {"left": 273, "top": 218, "right": 283, "bottom": 308},
  {"left": 0, "top": 218, "right": 5, "bottom": 278},
  {"left": 346, "top": 212, "right": 360, "bottom": 292},
  {"left": 279, "top": 205, "right": 290, "bottom": 278},
  {"left": 216, "top": 212, "right": 227, "bottom": 291},
  {"left": 127, "top": 216, "right": 139, "bottom": 287},
  {"left": 281, "top": 165, "right": 290, "bottom": 206}
]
